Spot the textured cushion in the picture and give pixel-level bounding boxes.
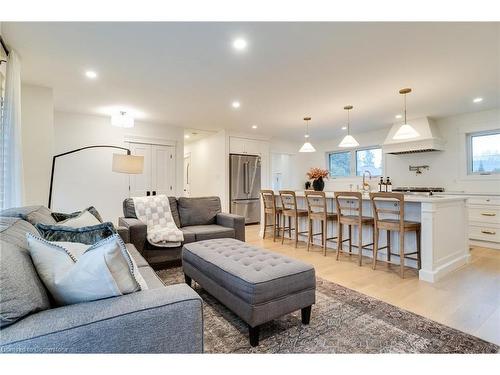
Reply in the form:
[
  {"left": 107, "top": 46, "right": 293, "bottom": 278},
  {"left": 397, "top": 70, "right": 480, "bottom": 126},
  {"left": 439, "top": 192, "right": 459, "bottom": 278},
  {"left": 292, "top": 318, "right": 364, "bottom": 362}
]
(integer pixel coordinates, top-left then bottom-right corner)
[
  {"left": 180, "top": 228, "right": 196, "bottom": 244},
  {"left": 52, "top": 206, "right": 103, "bottom": 223},
  {"left": 0, "top": 206, "right": 56, "bottom": 226},
  {"left": 57, "top": 210, "right": 101, "bottom": 227},
  {"left": 182, "top": 238, "right": 315, "bottom": 305},
  {"left": 26, "top": 234, "right": 142, "bottom": 306},
  {"left": 0, "top": 217, "right": 40, "bottom": 249},
  {"left": 123, "top": 197, "right": 181, "bottom": 228},
  {"left": 182, "top": 225, "right": 235, "bottom": 242},
  {"left": 0, "top": 240, "right": 51, "bottom": 328},
  {"left": 178, "top": 197, "right": 221, "bottom": 227},
  {"left": 35, "top": 222, "right": 116, "bottom": 245}
]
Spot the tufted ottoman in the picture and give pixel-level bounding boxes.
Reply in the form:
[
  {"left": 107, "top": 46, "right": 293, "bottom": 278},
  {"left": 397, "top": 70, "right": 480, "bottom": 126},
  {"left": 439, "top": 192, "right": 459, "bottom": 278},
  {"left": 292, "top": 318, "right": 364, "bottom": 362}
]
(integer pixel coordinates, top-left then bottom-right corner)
[{"left": 182, "top": 238, "right": 316, "bottom": 346}]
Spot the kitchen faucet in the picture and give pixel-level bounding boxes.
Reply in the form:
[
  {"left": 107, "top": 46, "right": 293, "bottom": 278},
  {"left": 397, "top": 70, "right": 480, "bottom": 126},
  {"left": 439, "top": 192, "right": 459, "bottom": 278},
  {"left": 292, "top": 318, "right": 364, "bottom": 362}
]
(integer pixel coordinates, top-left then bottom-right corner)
[{"left": 362, "top": 170, "right": 372, "bottom": 192}]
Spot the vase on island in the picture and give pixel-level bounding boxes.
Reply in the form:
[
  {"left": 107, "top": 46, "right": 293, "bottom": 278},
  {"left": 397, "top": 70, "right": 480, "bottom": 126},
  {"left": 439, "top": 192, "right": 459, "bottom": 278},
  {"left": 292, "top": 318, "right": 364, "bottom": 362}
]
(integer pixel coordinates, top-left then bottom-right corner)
[
  {"left": 306, "top": 167, "right": 329, "bottom": 192},
  {"left": 312, "top": 176, "right": 325, "bottom": 191}
]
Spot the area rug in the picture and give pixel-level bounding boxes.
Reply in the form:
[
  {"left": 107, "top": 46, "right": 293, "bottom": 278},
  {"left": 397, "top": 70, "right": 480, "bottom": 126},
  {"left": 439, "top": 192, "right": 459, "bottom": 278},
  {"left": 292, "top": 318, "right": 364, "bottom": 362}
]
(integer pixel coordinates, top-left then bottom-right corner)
[{"left": 156, "top": 267, "right": 498, "bottom": 354}]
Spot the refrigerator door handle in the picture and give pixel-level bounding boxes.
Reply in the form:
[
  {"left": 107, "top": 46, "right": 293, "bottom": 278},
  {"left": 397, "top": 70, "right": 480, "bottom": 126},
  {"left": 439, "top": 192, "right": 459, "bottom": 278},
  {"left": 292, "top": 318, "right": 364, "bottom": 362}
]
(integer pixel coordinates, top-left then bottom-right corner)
[{"left": 243, "top": 162, "right": 248, "bottom": 194}]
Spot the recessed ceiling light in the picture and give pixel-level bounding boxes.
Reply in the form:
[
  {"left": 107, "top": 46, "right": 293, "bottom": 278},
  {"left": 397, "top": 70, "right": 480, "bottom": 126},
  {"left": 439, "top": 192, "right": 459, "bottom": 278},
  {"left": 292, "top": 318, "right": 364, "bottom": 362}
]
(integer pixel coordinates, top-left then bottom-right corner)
[
  {"left": 252, "top": 125, "right": 258, "bottom": 129},
  {"left": 232, "top": 101, "right": 241, "bottom": 109},
  {"left": 85, "top": 70, "right": 97, "bottom": 79},
  {"left": 184, "top": 134, "right": 190, "bottom": 139},
  {"left": 395, "top": 114, "right": 403, "bottom": 119},
  {"left": 473, "top": 97, "right": 483, "bottom": 103},
  {"left": 232, "top": 38, "right": 247, "bottom": 51},
  {"left": 341, "top": 126, "right": 347, "bottom": 130}
]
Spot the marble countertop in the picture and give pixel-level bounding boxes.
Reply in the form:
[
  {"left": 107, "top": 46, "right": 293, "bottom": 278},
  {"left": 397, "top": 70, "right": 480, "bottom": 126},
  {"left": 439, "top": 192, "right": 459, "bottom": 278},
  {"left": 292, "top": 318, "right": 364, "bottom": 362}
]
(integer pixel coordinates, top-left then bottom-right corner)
[{"left": 274, "top": 190, "right": 468, "bottom": 203}]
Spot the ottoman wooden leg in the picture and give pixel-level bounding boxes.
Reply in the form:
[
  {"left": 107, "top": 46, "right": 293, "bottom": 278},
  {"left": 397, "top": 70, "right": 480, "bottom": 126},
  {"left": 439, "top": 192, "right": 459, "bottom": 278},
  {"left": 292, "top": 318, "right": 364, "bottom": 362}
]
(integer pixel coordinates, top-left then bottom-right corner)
[
  {"left": 184, "top": 274, "right": 192, "bottom": 287},
  {"left": 249, "top": 325, "right": 260, "bottom": 347},
  {"left": 301, "top": 306, "right": 312, "bottom": 325}
]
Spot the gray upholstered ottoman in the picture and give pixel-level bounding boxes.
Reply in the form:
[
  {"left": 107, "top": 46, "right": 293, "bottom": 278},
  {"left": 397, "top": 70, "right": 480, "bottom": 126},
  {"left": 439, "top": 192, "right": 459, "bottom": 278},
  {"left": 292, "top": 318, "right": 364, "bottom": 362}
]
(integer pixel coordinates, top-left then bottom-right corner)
[{"left": 182, "top": 238, "right": 316, "bottom": 346}]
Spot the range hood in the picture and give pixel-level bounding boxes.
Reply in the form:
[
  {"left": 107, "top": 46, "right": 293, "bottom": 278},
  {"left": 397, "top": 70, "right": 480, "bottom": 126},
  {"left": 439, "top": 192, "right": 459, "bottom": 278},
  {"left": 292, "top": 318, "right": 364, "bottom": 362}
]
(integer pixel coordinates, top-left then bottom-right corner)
[{"left": 382, "top": 117, "right": 445, "bottom": 154}]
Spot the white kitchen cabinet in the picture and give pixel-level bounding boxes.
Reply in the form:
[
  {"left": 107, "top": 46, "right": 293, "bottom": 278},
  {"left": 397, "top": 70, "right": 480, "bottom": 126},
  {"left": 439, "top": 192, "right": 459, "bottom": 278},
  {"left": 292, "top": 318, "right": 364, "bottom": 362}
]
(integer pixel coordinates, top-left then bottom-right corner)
[
  {"left": 229, "top": 136, "right": 266, "bottom": 155},
  {"left": 468, "top": 195, "right": 500, "bottom": 249}
]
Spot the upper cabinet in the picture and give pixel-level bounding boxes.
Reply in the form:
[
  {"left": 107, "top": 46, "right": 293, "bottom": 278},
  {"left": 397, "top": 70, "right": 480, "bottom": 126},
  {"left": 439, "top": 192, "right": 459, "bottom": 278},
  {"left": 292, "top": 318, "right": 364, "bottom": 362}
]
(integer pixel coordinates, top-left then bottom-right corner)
[{"left": 230, "top": 136, "right": 268, "bottom": 156}]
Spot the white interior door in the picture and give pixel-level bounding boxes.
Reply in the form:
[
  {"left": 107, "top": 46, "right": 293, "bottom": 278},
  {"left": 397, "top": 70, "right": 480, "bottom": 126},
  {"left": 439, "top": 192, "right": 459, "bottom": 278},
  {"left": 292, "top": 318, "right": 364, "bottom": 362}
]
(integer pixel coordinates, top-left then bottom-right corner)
[
  {"left": 184, "top": 153, "right": 191, "bottom": 197},
  {"left": 152, "top": 144, "right": 175, "bottom": 196},
  {"left": 129, "top": 143, "right": 152, "bottom": 197}
]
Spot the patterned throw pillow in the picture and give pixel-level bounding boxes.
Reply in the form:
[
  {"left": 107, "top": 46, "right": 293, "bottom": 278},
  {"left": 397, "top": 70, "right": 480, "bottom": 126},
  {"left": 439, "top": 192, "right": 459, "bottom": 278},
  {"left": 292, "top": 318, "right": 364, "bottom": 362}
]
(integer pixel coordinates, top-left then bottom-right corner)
[
  {"left": 26, "top": 234, "right": 145, "bottom": 306},
  {"left": 35, "top": 222, "right": 116, "bottom": 245},
  {"left": 51, "top": 206, "right": 103, "bottom": 223}
]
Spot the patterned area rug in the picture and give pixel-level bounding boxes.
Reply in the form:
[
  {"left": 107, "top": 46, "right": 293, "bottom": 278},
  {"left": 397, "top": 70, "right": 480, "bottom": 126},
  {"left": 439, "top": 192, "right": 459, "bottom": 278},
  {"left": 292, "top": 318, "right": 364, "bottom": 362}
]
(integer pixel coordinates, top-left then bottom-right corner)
[{"left": 156, "top": 267, "right": 498, "bottom": 354}]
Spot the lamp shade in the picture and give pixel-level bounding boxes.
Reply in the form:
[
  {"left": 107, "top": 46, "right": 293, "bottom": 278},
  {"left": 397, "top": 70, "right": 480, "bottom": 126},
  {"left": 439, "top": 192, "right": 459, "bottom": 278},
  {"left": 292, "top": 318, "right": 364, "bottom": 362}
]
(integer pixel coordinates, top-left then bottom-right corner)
[
  {"left": 392, "top": 123, "right": 420, "bottom": 140},
  {"left": 299, "top": 141, "right": 316, "bottom": 153},
  {"left": 112, "top": 154, "right": 144, "bottom": 174},
  {"left": 338, "top": 134, "right": 360, "bottom": 148}
]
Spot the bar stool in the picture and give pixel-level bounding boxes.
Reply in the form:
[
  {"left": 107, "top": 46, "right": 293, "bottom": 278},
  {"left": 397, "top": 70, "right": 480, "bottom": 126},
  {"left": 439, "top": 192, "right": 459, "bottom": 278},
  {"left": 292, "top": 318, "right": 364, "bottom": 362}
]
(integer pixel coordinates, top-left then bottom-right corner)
[
  {"left": 304, "top": 191, "right": 338, "bottom": 255},
  {"left": 260, "top": 190, "right": 282, "bottom": 241},
  {"left": 370, "top": 192, "right": 421, "bottom": 278},
  {"left": 334, "top": 192, "right": 375, "bottom": 266},
  {"left": 279, "top": 190, "right": 309, "bottom": 248}
]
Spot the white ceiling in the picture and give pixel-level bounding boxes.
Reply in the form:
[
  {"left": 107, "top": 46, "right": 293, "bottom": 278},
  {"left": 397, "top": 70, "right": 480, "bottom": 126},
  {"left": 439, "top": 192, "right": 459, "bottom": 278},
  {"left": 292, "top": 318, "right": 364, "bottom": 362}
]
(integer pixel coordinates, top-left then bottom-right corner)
[{"left": 3, "top": 22, "right": 499, "bottom": 140}]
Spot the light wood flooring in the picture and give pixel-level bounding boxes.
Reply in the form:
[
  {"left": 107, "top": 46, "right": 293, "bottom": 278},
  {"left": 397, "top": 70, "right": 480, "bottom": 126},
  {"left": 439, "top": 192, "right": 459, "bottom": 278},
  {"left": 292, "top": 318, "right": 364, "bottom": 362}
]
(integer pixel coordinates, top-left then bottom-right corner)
[{"left": 246, "top": 224, "right": 500, "bottom": 345}]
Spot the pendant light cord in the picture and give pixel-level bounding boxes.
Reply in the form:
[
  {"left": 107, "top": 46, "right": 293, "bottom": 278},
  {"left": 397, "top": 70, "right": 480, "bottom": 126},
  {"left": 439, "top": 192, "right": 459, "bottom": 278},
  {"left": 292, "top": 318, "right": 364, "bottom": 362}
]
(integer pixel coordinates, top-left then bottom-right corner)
[
  {"left": 404, "top": 93, "right": 407, "bottom": 124},
  {"left": 347, "top": 108, "right": 350, "bottom": 134}
]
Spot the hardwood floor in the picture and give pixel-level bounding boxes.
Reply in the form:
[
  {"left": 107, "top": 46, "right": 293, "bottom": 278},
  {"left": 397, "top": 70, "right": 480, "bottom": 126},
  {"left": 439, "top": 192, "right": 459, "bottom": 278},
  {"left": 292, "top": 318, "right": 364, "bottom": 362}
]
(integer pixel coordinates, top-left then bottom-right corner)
[{"left": 245, "top": 224, "right": 500, "bottom": 345}]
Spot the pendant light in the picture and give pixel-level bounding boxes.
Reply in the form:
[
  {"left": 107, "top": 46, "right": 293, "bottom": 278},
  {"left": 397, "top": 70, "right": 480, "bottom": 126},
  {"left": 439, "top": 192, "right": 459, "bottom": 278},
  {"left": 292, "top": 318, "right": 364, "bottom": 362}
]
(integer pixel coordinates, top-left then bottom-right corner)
[
  {"left": 338, "top": 105, "right": 359, "bottom": 147},
  {"left": 393, "top": 88, "right": 419, "bottom": 140},
  {"left": 111, "top": 111, "right": 135, "bottom": 128},
  {"left": 299, "top": 117, "right": 316, "bottom": 153}
]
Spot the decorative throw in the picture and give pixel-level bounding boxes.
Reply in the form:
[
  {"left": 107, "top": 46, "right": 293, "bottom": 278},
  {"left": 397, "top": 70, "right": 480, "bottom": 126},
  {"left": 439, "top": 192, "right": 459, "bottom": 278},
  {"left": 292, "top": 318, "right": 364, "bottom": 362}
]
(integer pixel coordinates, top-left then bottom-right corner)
[
  {"left": 26, "top": 233, "right": 146, "bottom": 306},
  {"left": 133, "top": 195, "right": 184, "bottom": 247}
]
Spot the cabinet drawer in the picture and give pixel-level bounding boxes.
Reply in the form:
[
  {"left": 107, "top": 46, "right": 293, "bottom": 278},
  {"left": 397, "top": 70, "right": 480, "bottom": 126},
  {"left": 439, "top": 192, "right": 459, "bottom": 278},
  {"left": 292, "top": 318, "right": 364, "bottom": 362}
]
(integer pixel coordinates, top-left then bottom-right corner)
[
  {"left": 469, "top": 225, "right": 500, "bottom": 243},
  {"left": 468, "top": 207, "right": 500, "bottom": 224},
  {"left": 468, "top": 196, "right": 500, "bottom": 206}
]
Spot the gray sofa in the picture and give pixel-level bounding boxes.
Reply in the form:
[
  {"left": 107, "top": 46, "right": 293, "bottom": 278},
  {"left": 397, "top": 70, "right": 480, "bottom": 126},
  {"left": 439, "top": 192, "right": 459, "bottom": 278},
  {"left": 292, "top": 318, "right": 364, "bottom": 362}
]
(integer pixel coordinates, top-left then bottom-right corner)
[
  {"left": 119, "top": 196, "right": 245, "bottom": 267},
  {"left": 0, "top": 206, "right": 203, "bottom": 353}
]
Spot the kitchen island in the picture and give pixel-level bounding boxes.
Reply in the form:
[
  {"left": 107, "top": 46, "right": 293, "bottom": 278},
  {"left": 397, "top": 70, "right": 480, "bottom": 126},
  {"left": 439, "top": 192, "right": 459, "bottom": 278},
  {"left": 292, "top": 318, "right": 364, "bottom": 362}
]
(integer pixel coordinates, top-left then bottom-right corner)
[{"left": 260, "top": 191, "right": 469, "bottom": 283}]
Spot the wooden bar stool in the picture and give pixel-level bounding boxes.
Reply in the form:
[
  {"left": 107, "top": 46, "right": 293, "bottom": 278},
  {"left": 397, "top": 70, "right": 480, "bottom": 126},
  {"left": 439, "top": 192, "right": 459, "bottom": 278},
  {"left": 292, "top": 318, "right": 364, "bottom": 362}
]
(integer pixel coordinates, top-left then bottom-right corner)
[
  {"left": 334, "top": 192, "right": 374, "bottom": 266},
  {"left": 260, "top": 190, "right": 282, "bottom": 241},
  {"left": 370, "top": 192, "right": 421, "bottom": 278},
  {"left": 304, "top": 191, "right": 338, "bottom": 255},
  {"left": 279, "top": 190, "right": 309, "bottom": 248}
]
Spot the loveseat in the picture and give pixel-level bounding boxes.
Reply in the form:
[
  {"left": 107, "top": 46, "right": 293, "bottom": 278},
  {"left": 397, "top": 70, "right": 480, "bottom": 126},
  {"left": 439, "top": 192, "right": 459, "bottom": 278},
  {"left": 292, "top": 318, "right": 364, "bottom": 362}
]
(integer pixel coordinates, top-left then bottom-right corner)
[
  {"left": 0, "top": 206, "right": 203, "bottom": 353},
  {"left": 119, "top": 196, "right": 245, "bottom": 267}
]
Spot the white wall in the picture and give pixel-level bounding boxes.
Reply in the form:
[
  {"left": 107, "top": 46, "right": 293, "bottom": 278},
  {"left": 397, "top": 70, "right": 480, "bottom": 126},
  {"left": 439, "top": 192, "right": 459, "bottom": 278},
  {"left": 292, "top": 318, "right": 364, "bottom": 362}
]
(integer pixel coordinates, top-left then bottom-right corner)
[
  {"left": 271, "top": 109, "right": 500, "bottom": 193},
  {"left": 21, "top": 84, "right": 55, "bottom": 206},
  {"left": 184, "top": 130, "right": 229, "bottom": 211},
  {"left": 53, "top": 111, "right": 185, "bottom": 222}
]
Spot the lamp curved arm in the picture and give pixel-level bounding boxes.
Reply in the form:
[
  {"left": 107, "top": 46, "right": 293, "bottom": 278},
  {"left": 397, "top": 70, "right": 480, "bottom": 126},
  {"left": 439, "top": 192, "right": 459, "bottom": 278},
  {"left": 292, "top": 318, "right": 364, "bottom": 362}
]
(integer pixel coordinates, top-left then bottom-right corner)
[{"left": 48, "top": 145, "right": 131, "bottom": 208}]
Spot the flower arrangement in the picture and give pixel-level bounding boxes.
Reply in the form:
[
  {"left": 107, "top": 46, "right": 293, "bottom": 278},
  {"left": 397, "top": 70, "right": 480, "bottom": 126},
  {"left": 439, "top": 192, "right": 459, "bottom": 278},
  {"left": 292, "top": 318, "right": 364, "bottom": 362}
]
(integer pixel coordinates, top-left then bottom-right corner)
[{"left": 306, "top": 167, "right": 329, "bottom": 180}]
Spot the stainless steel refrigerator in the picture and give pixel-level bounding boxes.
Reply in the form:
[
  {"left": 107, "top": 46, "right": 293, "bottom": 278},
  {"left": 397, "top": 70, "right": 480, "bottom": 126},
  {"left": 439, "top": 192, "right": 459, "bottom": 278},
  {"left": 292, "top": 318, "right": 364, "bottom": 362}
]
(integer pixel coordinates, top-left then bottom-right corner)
[{"left": 230, "top": 154, "right": 261, "bottom": 224}]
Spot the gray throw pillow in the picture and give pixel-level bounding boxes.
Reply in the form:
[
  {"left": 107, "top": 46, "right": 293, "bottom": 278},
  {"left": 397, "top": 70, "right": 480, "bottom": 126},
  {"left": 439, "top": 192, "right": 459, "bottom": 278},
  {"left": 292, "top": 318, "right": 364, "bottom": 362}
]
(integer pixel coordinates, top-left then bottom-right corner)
[
  {"left": 0, "top": 240, "right": 51, "bottom": 328},
  {"left": 51, "top": 206, "right": 103, "bottom": 223},
  {"left": 35, "top": 222, "right": 116, "bottom": 245}
]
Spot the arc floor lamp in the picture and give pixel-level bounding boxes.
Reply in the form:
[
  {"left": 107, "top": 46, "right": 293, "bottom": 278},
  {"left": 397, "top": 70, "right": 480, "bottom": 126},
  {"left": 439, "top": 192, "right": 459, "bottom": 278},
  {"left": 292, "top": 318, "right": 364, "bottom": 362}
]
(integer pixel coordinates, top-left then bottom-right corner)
[{"left": 47, "top": 145, "right": 144, "bottom": 208}]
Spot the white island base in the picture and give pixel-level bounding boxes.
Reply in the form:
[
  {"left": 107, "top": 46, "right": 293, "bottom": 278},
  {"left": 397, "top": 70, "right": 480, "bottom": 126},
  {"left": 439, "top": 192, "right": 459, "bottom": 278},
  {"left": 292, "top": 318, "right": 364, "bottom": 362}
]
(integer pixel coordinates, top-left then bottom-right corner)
[{"left": 260, "top": 192, "right": 470, "bottom": 283}]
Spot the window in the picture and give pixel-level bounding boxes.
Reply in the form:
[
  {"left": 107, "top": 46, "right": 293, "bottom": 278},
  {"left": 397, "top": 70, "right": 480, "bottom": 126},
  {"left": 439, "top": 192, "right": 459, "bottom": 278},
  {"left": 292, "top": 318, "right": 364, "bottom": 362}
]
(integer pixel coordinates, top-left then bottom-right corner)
[
  {"left": 467, "top": 131, "right": 500, "bottom": 175},
  {"left": 328, "top": 151, "right": 351, "bottom": 177},
  {"left": 356, "top": 148, "right": 382, "bottom": 176}
]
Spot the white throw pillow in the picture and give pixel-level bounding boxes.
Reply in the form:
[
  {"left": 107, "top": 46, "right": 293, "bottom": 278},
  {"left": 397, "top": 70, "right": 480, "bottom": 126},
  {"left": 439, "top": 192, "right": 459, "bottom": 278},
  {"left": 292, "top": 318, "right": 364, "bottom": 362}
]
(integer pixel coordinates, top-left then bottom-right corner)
[
  {"left": 26, "top": 233, "right": 147, "bottom": 306},
  {"left": 58, "top": 210, "right": 101, "bottom": 228}
]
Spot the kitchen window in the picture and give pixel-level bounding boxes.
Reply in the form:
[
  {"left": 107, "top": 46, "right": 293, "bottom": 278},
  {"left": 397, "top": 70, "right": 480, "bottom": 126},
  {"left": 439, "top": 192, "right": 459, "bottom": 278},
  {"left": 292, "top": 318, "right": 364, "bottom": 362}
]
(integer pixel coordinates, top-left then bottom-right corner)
[
  {"left": 328, "top": 151, "right": 351, "bottom": 177},
  {"left": 467, "top": 130, "right": 500, "bottom": 175},
  {"left": 356, "top": 148, "right": 382, "bottom": 176},
  {"left": 327, "top": 147, "right": 382, "bottom": 178}
]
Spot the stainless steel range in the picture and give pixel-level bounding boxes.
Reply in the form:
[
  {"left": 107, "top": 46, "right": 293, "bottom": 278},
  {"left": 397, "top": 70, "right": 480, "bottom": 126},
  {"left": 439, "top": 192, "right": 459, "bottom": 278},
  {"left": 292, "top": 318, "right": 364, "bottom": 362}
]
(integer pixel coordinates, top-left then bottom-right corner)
[{"left": 392, "top": 187, "right": 445, "bottom": 196}]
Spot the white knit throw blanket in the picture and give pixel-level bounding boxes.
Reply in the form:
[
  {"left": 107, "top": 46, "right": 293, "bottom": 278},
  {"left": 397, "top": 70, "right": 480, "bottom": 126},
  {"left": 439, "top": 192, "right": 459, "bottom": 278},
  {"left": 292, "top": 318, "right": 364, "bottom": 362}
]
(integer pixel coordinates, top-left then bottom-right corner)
[{"left": 132, "top": 195, "right": 184, "bottom": 248}]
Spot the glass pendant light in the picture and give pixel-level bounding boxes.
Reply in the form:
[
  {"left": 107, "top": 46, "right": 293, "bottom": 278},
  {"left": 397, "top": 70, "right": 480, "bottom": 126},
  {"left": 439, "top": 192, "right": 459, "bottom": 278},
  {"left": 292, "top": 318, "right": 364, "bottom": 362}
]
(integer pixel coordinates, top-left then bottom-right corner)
[
  {"left": 338, "top": 105, "right": 359, "bottom": 147},
  {"left": 299, "top": 117, "right": 316, "bottom": 152},
  {"left": 393, "top": 88, "right": 419, "bottom": 140}
]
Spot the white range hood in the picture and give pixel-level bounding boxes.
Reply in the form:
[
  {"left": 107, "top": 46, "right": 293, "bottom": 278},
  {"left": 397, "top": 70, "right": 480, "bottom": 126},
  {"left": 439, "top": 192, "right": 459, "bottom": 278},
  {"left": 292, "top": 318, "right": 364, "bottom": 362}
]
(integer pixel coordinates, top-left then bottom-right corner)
[{"left": 382, "top": 117, "right": 445, "bottom": 154}]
